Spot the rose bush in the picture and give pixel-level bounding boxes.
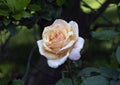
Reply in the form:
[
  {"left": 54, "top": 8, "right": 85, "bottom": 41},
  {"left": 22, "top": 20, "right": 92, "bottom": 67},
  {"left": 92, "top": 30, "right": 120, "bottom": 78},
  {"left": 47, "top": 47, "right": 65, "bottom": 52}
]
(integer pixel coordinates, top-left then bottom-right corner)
[{"left": 37, "top": 19, "right": 84, "bottom": 68}]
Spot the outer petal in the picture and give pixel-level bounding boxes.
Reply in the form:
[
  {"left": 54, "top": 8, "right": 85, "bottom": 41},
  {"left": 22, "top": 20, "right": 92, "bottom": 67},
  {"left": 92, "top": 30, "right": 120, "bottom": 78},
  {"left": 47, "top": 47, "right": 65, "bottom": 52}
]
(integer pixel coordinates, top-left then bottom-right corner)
[
  {"left": 37, "top": 40, "right": 45, "bottom": 56},
  {"left": 53, "top": 19, "right": 71, "bottom": 32},
  {"left": 69, "top": 21, "right": 79, "bottom": 37},
  {"left": 53, "top": 19, "right": 68, "bottom": 26},
  {"left": 37, "top": 40, "right": 57, "bottom": 59},
  {"left": 69, "top": 37, "right": 84, "bottom": 60},
  {"left": 69, "top": 48, "right": 81, "bottom": 60},
  {"left": 47, "top": 52, "right": 69, "bottom": 68},
  {"left": 74, "top": 37, "right": 84, "bottom": 50}
]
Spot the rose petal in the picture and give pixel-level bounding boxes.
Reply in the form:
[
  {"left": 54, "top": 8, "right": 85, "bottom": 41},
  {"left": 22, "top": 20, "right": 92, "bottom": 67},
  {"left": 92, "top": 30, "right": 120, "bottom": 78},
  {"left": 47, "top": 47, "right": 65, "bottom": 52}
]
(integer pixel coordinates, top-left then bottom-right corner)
[
  {"left": 53, "top": 19, "right": 68, "bottom": 26},
  {"left": 57, "top": 40, "right": 75, "bottom": 53},
  {"left": 42, "top": 27, "right": 50, "bottom": 42},
  {"left": 69, "top": 21, "right": 79, "bottom": 37},
  {"left": 43, "top": 42, "right": 53, "bottom": 52},
  {"left": 53, "top": 19, "right": 71, "bottom": 32},
  {"left": 74, "top": 37, "right": 84, "bottom": 50},
  {"left": 37, "top": 40, "right": 57, "bottom": 59},
  {"left": 69, "top": 37, "right": 84, "bottom": 60},
  {"left": 37, "top": 40, "right": 45, "bottom": 56},
  {"left": 69, "top": 49, "right": 81, "bottom": 60},
  {"left": 47, "top": 52, "right": 69, "bottom": 68}
]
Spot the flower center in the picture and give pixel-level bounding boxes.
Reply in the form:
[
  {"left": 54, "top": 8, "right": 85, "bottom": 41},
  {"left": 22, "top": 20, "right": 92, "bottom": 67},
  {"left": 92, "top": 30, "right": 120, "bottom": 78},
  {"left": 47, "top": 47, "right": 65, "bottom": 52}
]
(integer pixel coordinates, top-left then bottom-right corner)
[{"left": 49, "top": 30, "right": 65, "bottom": 43}]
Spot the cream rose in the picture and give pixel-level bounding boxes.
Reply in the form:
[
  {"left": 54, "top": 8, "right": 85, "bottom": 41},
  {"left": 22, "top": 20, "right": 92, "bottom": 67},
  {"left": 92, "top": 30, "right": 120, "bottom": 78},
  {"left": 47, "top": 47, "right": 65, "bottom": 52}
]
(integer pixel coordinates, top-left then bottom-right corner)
[{"left": 37, "top": 19, "right": 84, "bottom": 68}]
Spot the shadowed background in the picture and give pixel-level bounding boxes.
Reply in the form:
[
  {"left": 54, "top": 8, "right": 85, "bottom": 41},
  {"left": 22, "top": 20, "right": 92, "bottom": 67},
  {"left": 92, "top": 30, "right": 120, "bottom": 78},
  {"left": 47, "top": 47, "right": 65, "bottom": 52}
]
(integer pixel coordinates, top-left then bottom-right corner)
[{"left": 0, "top": 0, "right": 120, "bottom": 85}]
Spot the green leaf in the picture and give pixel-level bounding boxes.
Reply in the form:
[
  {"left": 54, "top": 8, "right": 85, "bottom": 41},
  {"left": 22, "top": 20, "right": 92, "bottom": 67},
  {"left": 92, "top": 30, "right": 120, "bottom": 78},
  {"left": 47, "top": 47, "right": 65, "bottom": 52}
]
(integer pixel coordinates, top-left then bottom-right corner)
[
  {"left": 13, "top": 79, "right": 24, "bottom": 85},
  {"left": 28, "top": 4, "right": 41, "bottom": 11},
  {"left": 55, "top": 78, "right": 72, "bottom": 85},
  {"left": 12, "top": 13, "right": 23, "bottom": 20},
  {"left": 56, "top": 0, "right": 65, "bottom": 6},
  {"left": 4, "top": 0, "right": 15, "bottom": 12},
  {"left": 13, "top": 0, "right": 30, "bottom": 11},
  {"left": 0, "top": 9, "right": 9, "bottom": 16},
  {"left": 22, "top": 11, "right": 32, "bottom": 18},
  {"left": 110, "top": 80, "right": 120, "bottom": 85},
  {"left": 12, "top": 11, "right": 31, "bottom": 20},
  {"left": 79, "top": 67, "right": 120, "bottom": 80},
  {"left": 91, "top": 30, "right": 119, "bottom": 40},
  {"left": 99, "top": 67, "right": 119, "bottom": 80},
  {"left": 3, "top": 18, "right": 11, "bottom": 26},
  {"left": 81, "top": 76, "right": 109, "bottom": 85},
  {"left": 5, "top": 0, "right": 30, "bottom": 12},
  {"left": 110, "top": 52, "right": 119, "bottom": 68},
  {"left": 116, "top": 46, "right": 120, "bottom": 64},
  {"left": 78, "top": 67, "right": 99, "bottom": 77}
]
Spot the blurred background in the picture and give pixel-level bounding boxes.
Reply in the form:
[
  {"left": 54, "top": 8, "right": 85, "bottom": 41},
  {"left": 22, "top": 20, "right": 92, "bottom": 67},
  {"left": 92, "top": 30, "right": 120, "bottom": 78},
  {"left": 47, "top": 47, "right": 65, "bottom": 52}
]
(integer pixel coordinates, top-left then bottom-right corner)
[{"left": 0, "top": 0, "right": 120, "bottom": 85}]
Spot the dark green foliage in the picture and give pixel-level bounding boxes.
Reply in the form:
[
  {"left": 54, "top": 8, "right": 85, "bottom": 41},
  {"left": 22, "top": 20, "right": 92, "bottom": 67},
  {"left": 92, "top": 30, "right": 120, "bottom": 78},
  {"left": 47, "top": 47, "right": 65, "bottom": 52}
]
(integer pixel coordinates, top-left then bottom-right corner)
[
  {"left": 55, "top": 78, "right": 72, "bottom": 85},
  {"left": 28, "top": 4, "right": 41, "bottom": 11},
  {"left": 116, "top": 46, "right": 120, "bottom": 64},
  {"left": 7, "top": 23, "right": 16, "bottom": 36},
  {"left": 13, "top": 79, "right": 24, "bottom": 85},
  {"left": 78, "top": 67, "right": 120, "bottom": 79},
  {"left": 4, "top": 0, "right": 30, "bottom": 12},
  {"left": 0, "top": 9, "right": 9, "bottom": 16},
  {"left": 56, "top": 0, "right": 65, "bottom": 6},
  {"left": 110, "top": 80, "right": 120, "bottom": 85},
  {"left": 78, "top": 66, "right": 120, "bottom": 85},
  {"left": 81, "top": 76, "right": 109, "bottom": 85},
  {"left": 91, "top": 30, "right": 119, "bottom": 40},
  {"left": 78, "top": 67, "right": 99, "bottom": 77}
]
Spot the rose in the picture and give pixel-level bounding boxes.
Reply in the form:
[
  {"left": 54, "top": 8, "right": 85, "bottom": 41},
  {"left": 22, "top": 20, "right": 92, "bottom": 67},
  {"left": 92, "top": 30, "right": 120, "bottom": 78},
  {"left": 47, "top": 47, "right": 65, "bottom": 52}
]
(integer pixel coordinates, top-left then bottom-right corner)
[{"left": 37, "top": 19, "right": 84, "bottom": 68}]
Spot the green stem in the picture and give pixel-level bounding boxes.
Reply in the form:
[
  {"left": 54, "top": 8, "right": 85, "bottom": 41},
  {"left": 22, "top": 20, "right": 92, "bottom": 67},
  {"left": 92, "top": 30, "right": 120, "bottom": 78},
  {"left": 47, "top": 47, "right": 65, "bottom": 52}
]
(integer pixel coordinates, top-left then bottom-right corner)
[{"left": 67, "top": 60, "right": 75, "bottom": 85}]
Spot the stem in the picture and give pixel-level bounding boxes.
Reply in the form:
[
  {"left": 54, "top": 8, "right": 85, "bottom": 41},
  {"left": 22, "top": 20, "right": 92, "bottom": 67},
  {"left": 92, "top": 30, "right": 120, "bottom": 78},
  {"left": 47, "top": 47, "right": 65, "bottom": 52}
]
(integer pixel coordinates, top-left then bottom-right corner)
[
  {"left": 82, "top": 0, "right": 112, "bottom": 24},
  {"left": 67, "top": 60, "right": 75, "bottom": 85},
  {"left": 22, "top": 45, "right": 37, "bottom": 84}
]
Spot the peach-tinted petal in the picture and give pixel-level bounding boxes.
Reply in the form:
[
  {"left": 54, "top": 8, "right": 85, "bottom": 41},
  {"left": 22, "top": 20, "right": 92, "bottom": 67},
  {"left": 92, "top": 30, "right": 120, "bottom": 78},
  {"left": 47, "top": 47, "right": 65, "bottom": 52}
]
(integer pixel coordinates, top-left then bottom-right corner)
[
  {"left": 37, "top": 40, "right": 70, "bottom": 60},
  {"left": 53, "top": 19, "right": 71, "bottom": 32},
  {"left": 47, "top": 52, "right": 69, "bottom": 68},
  {"left": 69, "top": 21, "right": 79, "bottom": 37},
  {"left": 43, "top": 42, "right": 53, "bottom": 52},
  {"left": 42, "top": 27, "right": 50, "bottom": 42},
  {"left": 57, "top": 40, "right": 75, "bottom": 53},
  {"left": 53, "top": 19, "right": 68, "bottom": 26},
  {"left": 69, "top": 37, "right": 84, "bottom": 60},
  {"left": 37, "top": 40, "right": 58, "bottom": 59}
]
